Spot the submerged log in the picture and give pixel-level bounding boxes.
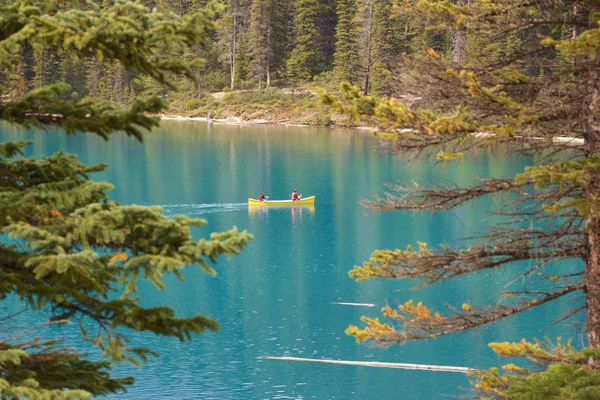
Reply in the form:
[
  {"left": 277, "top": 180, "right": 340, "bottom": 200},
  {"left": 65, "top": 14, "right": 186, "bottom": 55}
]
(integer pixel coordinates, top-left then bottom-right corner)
[
  {"left": 264, "top": 356, "right": 474, "bottom": 374},
  {"left": 330, "top": 302, "right": 377, "bottom": 307}
]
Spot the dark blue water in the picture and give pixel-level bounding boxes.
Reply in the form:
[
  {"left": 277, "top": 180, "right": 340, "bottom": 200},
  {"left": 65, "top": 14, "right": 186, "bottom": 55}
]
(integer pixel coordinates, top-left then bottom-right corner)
[{"left": 0, "top": 121, "right": 585, "bottom": 399}]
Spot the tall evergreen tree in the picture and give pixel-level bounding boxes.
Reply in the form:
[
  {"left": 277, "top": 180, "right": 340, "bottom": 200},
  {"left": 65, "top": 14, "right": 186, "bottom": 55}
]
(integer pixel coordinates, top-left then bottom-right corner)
[
  {"left": 218, "top": 0, "right": 249, "bottom": 90},
  {"left": 359, "top": 0, "right": 375, "bottom": 94},
  {"left": 84, "top": 59, "right": 101, "bottom": 99},
  {"left": 0, "top": 1, "right": 252, "bottom": 398},
  {"left": 234, "top": 33, "right": 251, "bottom": 88},
  {"left": 333, "top": 0, "right": 362, "bottom": 85},
  {"left": 321, "top": 0, "right": 600, "bottom": 395},
  {"left": 249, "top": 0, "right": 272, "bottom": 89},
  {"left": 31, "top": 48, "right": 60, "bottom": 90},
  {"left": 274, "top": 0, "right": 296, "bottom": 80},
  {"left": 367, "top": 0, "right": 397, "bottom": 95},
  {"left": 60, "top": 57, "right": 87, "bottom": 99},
  {"left": 248, "top": 0, "right": 293, "bottom": 88},
  {"left": 318, "top": 0, "right": 338, "bottom": 74},
  {"left": 287, "top": 0, "right": 322, "bottom": 81}
]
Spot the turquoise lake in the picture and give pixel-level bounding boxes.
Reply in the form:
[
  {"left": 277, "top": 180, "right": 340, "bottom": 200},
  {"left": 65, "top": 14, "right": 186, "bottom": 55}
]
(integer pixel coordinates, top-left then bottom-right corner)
[{"left": 1, "top": 121, "right": 585, "bottom": 399}]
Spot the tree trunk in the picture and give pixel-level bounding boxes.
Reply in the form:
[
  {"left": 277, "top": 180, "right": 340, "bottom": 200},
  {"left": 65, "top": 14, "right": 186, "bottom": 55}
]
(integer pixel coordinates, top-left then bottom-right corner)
[
  {"left": 362, "top": 2, "right": 374, "bottom": 95},
  {"left": 266, "top": 25, "right": 272, "bottom": 88},
  {"left": 586, "top": 203, "right": 600, "bottom": 348},
  {"left": 451, "top": 30, "right": 467, "bottom": 65},
  {"left": 573, "top": 5, "right": 578, "bottom": 40},
  {"left": 584, "top": 6, "right": 600, "bottom": 348},
  {"left": 230, "top": 0, "right": 238, "bottom": 90},
  {"left": 451, "top": 0, "right": 470, "bottom": 66},
  {"left": 584, "top": 85, "right": 600, "bottom": 347}
]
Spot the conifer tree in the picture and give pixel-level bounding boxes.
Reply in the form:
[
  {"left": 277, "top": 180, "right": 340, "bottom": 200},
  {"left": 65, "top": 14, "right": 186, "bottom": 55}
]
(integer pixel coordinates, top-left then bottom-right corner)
[
  {"left": 320, "top": 0, "right": 600, "bottom": 395},
  {"left": 248, "top": 0, "right": 293, "bottom": 88},
  {"left": 0, "top": 1, "right": 252, "bottom": 398},
  {"left": 234, "top": 33, "right": 251, "bottom": 88},
  {"left": 367, "top": 0, "right": 397, "bottom": 95},
  {"left": 84, "top": 59, "right": 101, "bottom": 99},
  {"left": 60, "top": 57, "right": 87, "bottom": 100},
  {"left": 318, "top": 0, "right": 338, "bottom": 74},
  {"left": 359, "top": 0, "right": 375, "bottom": 94},
  {"left": 333, "top": 0, "right": 362, "bottom": 85},
  {"left": 218, "top": 0, "right": 245, "bottom": 90},
  {"left": 287, "top": 0, "right": 322, "bottom": 81},
  {"left": 273, "top": 0, "right": 296, "bottom": 80},
  {"left": 249, "top": 0, "right": 272, "bottom": 89}
]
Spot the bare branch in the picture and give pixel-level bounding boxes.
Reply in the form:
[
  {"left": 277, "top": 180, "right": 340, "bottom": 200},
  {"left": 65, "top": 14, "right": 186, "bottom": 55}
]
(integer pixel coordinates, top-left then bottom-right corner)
[
  {"left": 0, "top": 319, "right": 70, "bottom": 345},
  {"left": 358, "top": 284, "right": 582, "bottom": 343}
]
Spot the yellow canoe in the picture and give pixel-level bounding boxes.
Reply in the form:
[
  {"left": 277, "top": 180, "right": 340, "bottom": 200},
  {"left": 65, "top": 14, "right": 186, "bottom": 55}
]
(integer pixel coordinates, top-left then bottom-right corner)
[{"left": 248, "top": 196, "right": 315, "bottom": 206}]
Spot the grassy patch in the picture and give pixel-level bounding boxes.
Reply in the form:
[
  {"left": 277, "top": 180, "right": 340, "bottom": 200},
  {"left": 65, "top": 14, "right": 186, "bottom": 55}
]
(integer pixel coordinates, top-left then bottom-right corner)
[
  {"left": 222, "top": 88, "right": 315, "bottom": 109},
  {"left": 166, "top": 87, "right": 355, "bottom": 127}
]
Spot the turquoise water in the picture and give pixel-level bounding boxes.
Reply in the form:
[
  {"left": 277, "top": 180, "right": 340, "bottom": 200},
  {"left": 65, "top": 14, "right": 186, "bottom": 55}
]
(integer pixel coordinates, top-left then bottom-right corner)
[{"left": 1, "top": 122, "right": 584, "bottom": 399}]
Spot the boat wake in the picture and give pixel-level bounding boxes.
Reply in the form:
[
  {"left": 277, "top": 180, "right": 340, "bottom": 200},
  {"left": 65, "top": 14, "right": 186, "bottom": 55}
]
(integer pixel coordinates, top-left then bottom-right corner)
[{"left": 160, "top": 203, "right": 247, "bottom": 217}]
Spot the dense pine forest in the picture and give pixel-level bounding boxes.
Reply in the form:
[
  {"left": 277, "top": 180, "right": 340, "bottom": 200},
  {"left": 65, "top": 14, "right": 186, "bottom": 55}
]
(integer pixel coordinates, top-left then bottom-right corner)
[{"left": 0, "top": 0, "right": 441, "bottom": 118}]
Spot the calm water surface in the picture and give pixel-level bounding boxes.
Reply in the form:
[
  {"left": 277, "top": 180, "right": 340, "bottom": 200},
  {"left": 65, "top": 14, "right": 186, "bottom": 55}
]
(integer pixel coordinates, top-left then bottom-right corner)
[{"left": 1, "top": 122, "right": 584, "bottom": 399}]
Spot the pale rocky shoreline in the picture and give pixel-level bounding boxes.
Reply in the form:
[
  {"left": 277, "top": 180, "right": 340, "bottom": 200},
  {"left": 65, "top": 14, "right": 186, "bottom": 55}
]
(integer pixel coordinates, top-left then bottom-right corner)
[
  {"left": 159, "top": 114, "right": 586, "bottom": 144},
  {"left": 161, "top": 114, "right": 273, "bottom": 125},
  {"left": 159, "top": 114, "right": 374, "bottom": 130}
]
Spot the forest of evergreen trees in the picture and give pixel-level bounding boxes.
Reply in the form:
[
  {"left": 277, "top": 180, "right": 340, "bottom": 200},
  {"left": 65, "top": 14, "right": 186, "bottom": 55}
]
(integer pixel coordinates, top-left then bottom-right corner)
[{"left": 0, "top": 0, "right": 451, "bottom": 107}]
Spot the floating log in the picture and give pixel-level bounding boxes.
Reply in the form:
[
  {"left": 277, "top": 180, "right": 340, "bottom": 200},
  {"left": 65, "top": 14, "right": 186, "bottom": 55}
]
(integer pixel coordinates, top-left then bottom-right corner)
[
  {"left": 264, "top": 356, "right": 474, "bottom": 374},
  {"left": 330, "top": 302, "right": 377, "bottom": 307}
]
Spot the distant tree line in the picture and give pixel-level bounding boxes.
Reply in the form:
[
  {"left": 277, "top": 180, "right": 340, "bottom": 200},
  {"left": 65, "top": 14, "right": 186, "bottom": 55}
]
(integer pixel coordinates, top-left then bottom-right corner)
[{"left": 0, "top": 0, "right": 452, "bottom": 104}]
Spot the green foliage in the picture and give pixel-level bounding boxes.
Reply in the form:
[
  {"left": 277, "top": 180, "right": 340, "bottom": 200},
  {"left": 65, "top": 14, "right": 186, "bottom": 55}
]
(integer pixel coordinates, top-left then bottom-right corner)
[
  {"left": 321, "top": 0, "right": 600, "bottom": 398},
  {"left": 517, "top": 157, "right": 600, "bottom": 218},
  {"left": 0, "top": 0, "right": 413, "bottom": 118},
  {"left": 0, "top": 342, "right": 131, "bottom": 398},
  {"left": 3, "top": 83, "right": 165, "bottom": 141},
  {"left": 0, "top": 140, "right": 253, "bottom": 397},
  {"left": 368, "top": 0, "right": 399, "bottom": 95},
  {"left": 475, "top": 340, "right": 600, "bottom": 399},
  {"left": 249, "top": 4, "right": 266, "bottom": 87},
  {"left": 186, "top": 96, "right": 217, "bottom": 110},
  {"left": 233, "top": 35, "right": 251, "bottom": 89},
  {"left": 0, "top": 0, "right": 220, "bottom": 88},
  {"left": 0, "top": 1, "right": 253, "bottom": 398},
  {"left": 333, "top": 0, "right": 362, "bottom": 85},
  {"left": 202, "top": 71, "right": 230, "bottom": 93},
  {"left": 287, "top": 0, "right": 323, "bottom": 81},
  {"left": 223, "top": 88, "right": 314, "bottom": 108},
  {"left": 0, "top": 0, "right": 223, "bottom": 135}
]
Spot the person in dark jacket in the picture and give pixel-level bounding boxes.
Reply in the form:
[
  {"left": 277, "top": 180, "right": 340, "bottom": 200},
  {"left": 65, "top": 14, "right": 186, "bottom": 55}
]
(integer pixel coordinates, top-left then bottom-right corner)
[{"left": 258, "top": 192, "right": 268, "bottom": 201}]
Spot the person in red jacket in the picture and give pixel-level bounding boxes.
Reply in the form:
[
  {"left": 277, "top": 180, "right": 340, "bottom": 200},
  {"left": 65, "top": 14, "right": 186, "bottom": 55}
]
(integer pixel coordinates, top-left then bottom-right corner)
[{"left": 291, "top": 189, "right": 302, "bottom": 201}]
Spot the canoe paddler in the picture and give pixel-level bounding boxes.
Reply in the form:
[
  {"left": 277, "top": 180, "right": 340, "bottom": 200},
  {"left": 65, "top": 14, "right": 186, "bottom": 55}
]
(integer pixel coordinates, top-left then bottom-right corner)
[
  {"left": 291, "top": 189, "right": 302, "bottom": 201},
  {"left": 258, "top": 192, "right": 268, "bottom": 201}
]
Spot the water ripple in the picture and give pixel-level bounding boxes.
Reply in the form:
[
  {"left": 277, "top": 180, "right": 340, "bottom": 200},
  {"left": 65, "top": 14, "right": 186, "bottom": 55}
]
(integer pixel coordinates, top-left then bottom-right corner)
[{"left": 160, "top": 203, "right": 247, "bottom": 216}]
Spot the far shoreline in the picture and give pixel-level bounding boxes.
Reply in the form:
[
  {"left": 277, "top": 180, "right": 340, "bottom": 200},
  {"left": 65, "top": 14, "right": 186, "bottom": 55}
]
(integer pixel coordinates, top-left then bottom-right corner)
[
  {"left": 158, "top": 114, "right": 585, "bottom": 145},
  {"left": 159, "top": 114, "right": 374, "bottom": 131}
]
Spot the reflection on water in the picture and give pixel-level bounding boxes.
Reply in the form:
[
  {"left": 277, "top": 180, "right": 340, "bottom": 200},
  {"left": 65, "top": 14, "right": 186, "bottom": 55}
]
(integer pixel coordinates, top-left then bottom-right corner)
[
  {"left": 248, "top": 205, "right": 315, "bottom": 223},
  {"left": 248, "top": 205, "right": 268, "bottom": 219},
  {"left": 291, "top": 205, "right": 314, "bottom": 223},
  {"left": 161, "top": 203, "right": 248, "bottom": 217}
]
